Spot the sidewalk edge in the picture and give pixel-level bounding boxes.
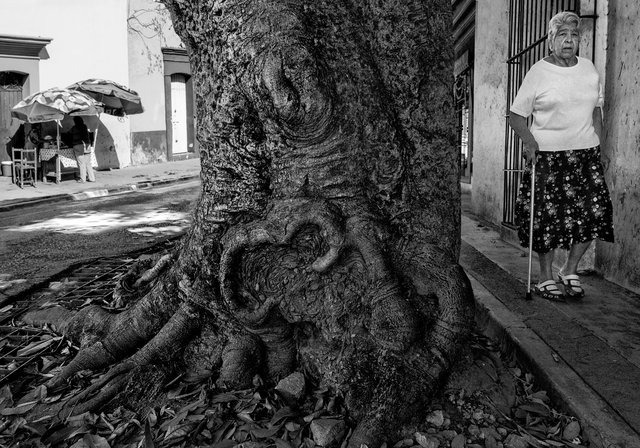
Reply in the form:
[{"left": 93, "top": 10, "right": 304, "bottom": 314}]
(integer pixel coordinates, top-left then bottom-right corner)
[
  {"left": 469, "top": 276, "right": 638, "bottom": 448},
  {"left": 0, "top": 175, "right": 199, "bottom": 212}
]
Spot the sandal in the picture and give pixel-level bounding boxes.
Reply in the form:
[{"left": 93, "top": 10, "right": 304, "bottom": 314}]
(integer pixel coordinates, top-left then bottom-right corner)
[
  {"left": 534, "top": 280, "right": 565, "bottom": 302},
  {"left": 558, "top": 271, "right": 585, "bottom": 299}
]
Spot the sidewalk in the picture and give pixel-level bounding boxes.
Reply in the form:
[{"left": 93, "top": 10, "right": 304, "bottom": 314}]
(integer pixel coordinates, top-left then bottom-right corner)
[
  {"left": 0, "top": 158, "right": 201, "bottom": 212},
  {"left": 1, "top": 162, "right": 638, "bottom": 446},
  {"left": 460, "top": 195, "right": 640, "bottom": 447}
]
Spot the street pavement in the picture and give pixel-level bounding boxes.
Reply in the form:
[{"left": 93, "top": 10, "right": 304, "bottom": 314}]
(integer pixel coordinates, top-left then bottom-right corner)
[
  {"left": 0, "top": 159, "right": 638, "bottom": 447},
  {"left": 0, "top": 158, "right": 201, "bottom": 212}
]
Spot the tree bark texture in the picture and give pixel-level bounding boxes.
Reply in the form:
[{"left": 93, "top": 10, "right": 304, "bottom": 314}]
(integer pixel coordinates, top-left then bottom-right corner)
[{"left": 37, "top": 1, "right": 475, "bottom": 446}]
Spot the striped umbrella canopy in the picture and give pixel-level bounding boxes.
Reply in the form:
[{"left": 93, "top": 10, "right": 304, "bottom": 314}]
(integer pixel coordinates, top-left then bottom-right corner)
[
  {"left": 67, "top": 78, "right": 144, "bottom": 116},
  {"left": 11, "top": 87, "right": 103, "bottom": 123}
]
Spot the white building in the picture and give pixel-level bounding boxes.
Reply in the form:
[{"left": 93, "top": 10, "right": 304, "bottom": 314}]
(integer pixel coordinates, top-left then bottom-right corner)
[{"left": 0, "top": 0, "right": 197, "bottom": 169}]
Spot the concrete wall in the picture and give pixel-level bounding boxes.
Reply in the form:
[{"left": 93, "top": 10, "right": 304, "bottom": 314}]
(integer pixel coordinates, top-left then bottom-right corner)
[
  {"left": 0, "top": 0, "right": 132, "bottom": 168},
  {"left": 128, "top": 0, "right": 185, "bottom": 164},
  {"left": 598, "top": 1, "right": 640, "bottom": 293},
  {"left": 471, "top": 0, "right": 510, "bottom": 224}
]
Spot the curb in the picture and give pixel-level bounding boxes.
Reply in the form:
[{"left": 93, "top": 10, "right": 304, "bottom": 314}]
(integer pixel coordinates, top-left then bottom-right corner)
[
  {"left": 469, "top": 276, "right": 639, "bottom": 448},
  {"left": 0, "top": 175, "right": 199, "bottom": 212}
]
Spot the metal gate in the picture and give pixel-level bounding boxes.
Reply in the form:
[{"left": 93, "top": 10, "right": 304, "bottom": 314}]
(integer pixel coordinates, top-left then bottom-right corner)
[
  {"left": 455, "top": 65, "right": 472, "bottom": 183},
  {"left": 502, "top": 0, "right": 585, "bottom": 227}
]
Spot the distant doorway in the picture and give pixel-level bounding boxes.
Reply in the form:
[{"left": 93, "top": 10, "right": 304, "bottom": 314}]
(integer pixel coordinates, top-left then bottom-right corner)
[
  {"left": 162, "top": 48, "right": 196, "bottom": 161},
  {"left": 1, "top": 71, "right": 27, "bottom": 161},
  {"left": 170, "top": 73, "right": 188, "bottom": 154}
]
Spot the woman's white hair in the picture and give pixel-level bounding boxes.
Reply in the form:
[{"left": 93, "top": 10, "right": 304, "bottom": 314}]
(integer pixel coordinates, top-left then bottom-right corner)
[{"left": 548, "top": 11, "right": 581, "bottom": 46}]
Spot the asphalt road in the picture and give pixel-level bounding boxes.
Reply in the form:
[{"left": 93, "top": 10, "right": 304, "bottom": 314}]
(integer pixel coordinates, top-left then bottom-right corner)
[{"left": 0, "top": 180, "right": 200, "bottom": 300}]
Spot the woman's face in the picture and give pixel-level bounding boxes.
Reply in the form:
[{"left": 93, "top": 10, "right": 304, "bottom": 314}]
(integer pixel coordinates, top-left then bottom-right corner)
[{"left": 550, "top": 23, "right": 580, "bottom": 60}]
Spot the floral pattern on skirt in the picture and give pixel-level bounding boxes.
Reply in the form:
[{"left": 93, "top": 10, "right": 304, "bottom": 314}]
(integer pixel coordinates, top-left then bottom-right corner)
[{"left": 515, "top": 146, "right": 614, "bottom": 253}]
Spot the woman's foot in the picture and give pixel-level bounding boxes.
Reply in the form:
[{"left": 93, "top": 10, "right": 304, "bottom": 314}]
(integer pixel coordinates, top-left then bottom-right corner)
[
  {"left": 557, "top": 270, "right": 584, "bottom": 299},
  {"left": 534, "top": 279, "right": 565, "bottom": 302}
]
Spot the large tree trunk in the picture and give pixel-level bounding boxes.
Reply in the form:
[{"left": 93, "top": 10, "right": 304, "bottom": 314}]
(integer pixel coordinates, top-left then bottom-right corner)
[{"left": 29, "top": 1, "right": 475, "bottom": 446}]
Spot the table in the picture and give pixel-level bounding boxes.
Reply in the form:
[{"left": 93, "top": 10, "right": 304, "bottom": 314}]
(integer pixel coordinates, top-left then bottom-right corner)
[{"left": 40, "top": 147, "right": 98, "bottom": 183}]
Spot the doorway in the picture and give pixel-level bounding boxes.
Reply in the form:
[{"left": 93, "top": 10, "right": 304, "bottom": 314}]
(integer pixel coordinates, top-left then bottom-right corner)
[
  {"left": 0, "top": 71, "right": 27, "bottom": 162},
  {"left": 170, "top": 73, "right": 188, "bottom": 155}
]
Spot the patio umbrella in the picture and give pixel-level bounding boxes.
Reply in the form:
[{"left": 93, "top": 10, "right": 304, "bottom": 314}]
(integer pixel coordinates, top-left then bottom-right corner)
[
  {"left": 11, "top": 87, "right": 104, "bottom": 123},
  {"left": 67, "top": 78, "right": 144, "bottom": 116},
  {"left": 11, "top": 88, "right": 104, "bottom": 182}
]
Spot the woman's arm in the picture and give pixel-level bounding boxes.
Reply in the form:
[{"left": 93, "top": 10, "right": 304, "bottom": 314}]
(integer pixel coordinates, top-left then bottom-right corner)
[
  {"left": 509, "top": 112, "right": 539, "bottom": 164},
  {"left": 593, "top": 106, "right": 603, "bottom": 143}
]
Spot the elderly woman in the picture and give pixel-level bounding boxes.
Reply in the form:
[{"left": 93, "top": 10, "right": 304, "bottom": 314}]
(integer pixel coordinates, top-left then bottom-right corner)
[{"left": 509, "top": 11, "right": 614, "bottom": 301}]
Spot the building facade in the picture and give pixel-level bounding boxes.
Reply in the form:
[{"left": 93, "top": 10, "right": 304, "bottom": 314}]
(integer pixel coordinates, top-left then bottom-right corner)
[
  {"left": 0, "top": 0, "right": 197, "bottom": 168},
  {"left": 459, "top": 0, "right": 640, "bottom": 293}
]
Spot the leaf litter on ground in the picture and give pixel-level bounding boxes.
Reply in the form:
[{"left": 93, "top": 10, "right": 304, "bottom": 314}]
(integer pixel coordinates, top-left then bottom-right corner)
[
  {"left": 0, "top": 323, "right": 591, "bottom": 448},
  {"left": 0, "top": 257, "right": 590, "bottom": 448}
]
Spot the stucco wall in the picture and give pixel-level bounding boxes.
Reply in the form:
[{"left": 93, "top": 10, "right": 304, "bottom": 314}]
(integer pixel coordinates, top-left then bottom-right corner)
[
  {"left": 598, "top": 2, "right": 640, "bottom": 293},
  {"left": 471, "top": 0, "right": 510, "bottom": 224},
  {"left": 0, "top": 0, "right": 132, "bottom": 168},
  {"left": 128, "top": 0, "right": 185, "bottom": 164},
  {"left": 0, "top": 57, "right": 38, "bottom": 94}
]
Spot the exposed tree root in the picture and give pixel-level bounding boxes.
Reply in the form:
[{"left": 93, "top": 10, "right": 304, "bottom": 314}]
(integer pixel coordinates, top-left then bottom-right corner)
[
  {"left": 29, "top": 211, "right": 472, "bottom": 448},
  {"left": 133, "top": 254, "right": 173, "bottom": 289},
  {"left": 47, "top": 279, "right": 191, "bottom": 392},
  {"left": 55, "top": 300, "right": 201, "bottom": 416},
  {"left": 112, "top": 254, "right": 172, "bottom": 308},
  {"left": 58, "top": 371, "right": 130, "bottom": 421}
]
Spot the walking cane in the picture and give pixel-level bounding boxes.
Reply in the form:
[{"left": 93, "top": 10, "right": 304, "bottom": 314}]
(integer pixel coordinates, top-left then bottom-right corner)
[{"left": 525, "top": 160, "right": 536, "bottom": 301}]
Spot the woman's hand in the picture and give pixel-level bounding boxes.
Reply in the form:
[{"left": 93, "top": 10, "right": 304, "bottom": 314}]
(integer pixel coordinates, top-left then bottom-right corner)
[
  {"left": 508, "top": 113, "right": 539, "bottom": 165},
  {"left": 522, "top": 139, "right": 539, "bottom": 165}
]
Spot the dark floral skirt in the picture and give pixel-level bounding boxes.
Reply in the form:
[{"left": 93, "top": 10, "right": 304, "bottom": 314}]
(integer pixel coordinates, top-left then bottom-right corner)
[{"left": 515, "top": 146, "right": 614, "bottom": 253}]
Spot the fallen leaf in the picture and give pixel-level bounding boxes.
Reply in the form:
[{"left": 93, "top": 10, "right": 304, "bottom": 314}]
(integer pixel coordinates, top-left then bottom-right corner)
[
  {"left": 285, "top": 421, "right": 301, "bottom": 432},
  {"left": 0, "top": 385, "right": 14, "bottom": 410},
  {"left": 518, "top": 401, "right": 550, "bottom": 417},
  {"left": 520, "top": 431, "right": 546, "bottom": 448},
  {"left": 251, "top": 423, "right": 284, "bottom": 438},
  {"left": 275, "top": 438, "right": 295, "bottom": 448},
  {"left": 42, "top": 424, "right": 90, "bottom": 445},
  {"left": 144, "top": 420, "right": 155, "bottom": 448},
  {"left": 83, "top": 434, "right": 112, "bottom": 448},
  {"left": 529, "top": 390, "right": 549, "bottom": 402},
  {"left": 6, "top": 416, "right": 27, "bottom": 436},
  {"left": 17, "top": 338, "right": 59, "bottom": 357},
  {"left": 211, "top": 441, "right": 236, "bottom": 448},
  {"left": 269, "top": 406, "right": 297, "bottom": 426},
  {"left": 159, "top": 409, "right": 188, "bottom": 431},
  {"left": 210, "top": 392, "right": 239, "bottom": 404},
  {"left": 163, "top": 423, "right": 193, "bottom": 442},
  {"left": 1, "top": 401, "right": 37, "bottom": 416}
]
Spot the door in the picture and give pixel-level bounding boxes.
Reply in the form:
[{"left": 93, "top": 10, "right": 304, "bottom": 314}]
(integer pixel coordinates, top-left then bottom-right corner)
[
  {"left": 170, "top": 73, "right": 188, "bottom": 154},
  {"left": 1, "top": 72, "right": 25, "bottom": 161}
]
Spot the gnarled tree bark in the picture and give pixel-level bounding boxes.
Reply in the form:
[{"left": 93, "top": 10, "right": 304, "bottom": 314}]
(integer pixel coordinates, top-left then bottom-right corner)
[{"left": 30, "top": 1, "right": 475, "bottom": 446}]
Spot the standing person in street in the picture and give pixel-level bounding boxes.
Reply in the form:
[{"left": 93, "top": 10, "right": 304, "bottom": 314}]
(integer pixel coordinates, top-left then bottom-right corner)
[
  {"left": 26, "top": 123, "right": 43, "bottom": 150},
  {"left": 509, "top": 11, "right": 614, "bottom": 301},
  {"left": 69, "top": 116, "right": 95, "bottom": 182}
]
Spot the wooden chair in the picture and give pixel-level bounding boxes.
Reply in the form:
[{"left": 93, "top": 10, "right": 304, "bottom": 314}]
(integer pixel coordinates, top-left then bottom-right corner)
[{"left": 11, "top": 148, "right": 38, "bottom": 188}]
